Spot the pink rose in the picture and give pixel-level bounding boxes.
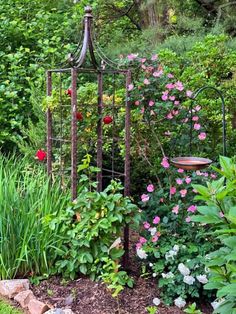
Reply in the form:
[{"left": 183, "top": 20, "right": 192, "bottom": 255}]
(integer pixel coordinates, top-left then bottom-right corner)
[
  {"left": 144, "top": 78, "right": 150, "bottom": 85},
  {"left": 153, "top": 70, "right": 163, "bottom": 77},
  {"left": 139, "top": 237, "right": 147, "bottom": 244},
  {"left": 178, "top": 168, "right": 184, "bottom": 173},
  {"left": 194, "top": 123, "right": 201, "bottom": 130},
  {"left": 172, "top": 205, "right": 179, "bottom": 214},
  {"left": 166, "top": 83, "right": 175, "bottom": 89},
  {"left": 166, "top": 112, "right": 173, "bottom": 119},
  {"left": 143, "top": 222, "right": 150, "bottom": 229},
  {"left": 186, "top": 90, "right": 193, "bottom": 97},
  {"left": 187, "top": 205, "right": 197, "bottom": 213},
  {"left": 167, "top": 73, "right": 174, "bottom": 78},
  {"left": 180, "top": 189, "right": 187, "bottom": 197},
  {"left": 141, "top": 194, "right": 149, "bottom": 202},
  {"left": 192, "top": 116, "right": 199, "bottom": 121},
  {"left": 170, "top": 186, "right": 176, "bottom": 195},
  {"left": 176, "top": 178, "right": 183, "bottom": 185},
  {"left": 149, "top": 100, "right": 155, "bottom": 107},
  {"left": 195, "top": 105, "right": 201, "bottom": 111},
  {"left": 141, "top": 58, "right": 146, "bottom": 63},
  {"left": 153, "top": 216, "right": 160, "bottom": 224},
  {"left": 128, "top": 84, "right": 134, "bottom": 91},
  {"left": 185, "top": 177, "right": 191, "bottom": 184},
  {"left": 151, "top": 54, "right": 158, "bottom": 61},
  {"left": 147, "top": 184, "right": 154, "bottom": 192},
  {"left": 198, "top": 132, "right": 206, "bottom": 140},
  {"left": 211, "top": 173, "right": 217, "bottom": 179},
  {"left": 152, "top": 235, "right": 159, "bottom": 242},
  {"left": 169, "top": 95, "right": 176, "bottom": 101},
  {"left": 185, "top": 216, "right": 191, "bottom": 223},
  {"left": 174, "top": 100, "right": 180, "bottom": 106},
  {"left": 135, "top": 100, "right": 140, "bottom": 106},
  {"left": 161, "top": 157, "right": 170, "bottom": 169},
  {"left": 175, "top": 81, "right": 184, "bottom": 91}
]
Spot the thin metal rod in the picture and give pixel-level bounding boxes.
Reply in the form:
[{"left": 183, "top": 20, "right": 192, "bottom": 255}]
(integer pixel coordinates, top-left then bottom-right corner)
[
  {"left": 46, "top": 71, "right": 52, "bottom": 178},
  {"left": 71, "top": 68, "right": 78, "bottom": 200},
  {"left": 123, "top": 70, "right": 132, "bottom": 269},
  {"left": 97, "top": 71, "right": 103, "bottom": 191},
  {"left": 192, "top": 86, "right": 227, "bottom": 156}
]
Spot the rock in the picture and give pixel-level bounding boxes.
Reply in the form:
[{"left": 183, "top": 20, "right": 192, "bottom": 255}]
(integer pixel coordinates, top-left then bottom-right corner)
[
  {"left": 14, "top": 289, "right": 35, "bottom": 308},
  {"left": 0, "top": 279, "right": 29, "bottom": 298},
  {"left": 28, "top": 299, "right": 49, "bottom": 314},
  {"left": 45, "top": 309, "right": 74, "bottom": 314}
]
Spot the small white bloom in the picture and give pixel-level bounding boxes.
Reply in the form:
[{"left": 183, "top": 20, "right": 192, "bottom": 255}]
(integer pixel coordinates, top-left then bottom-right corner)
[
  {"left": 162, "top": 272, "right": 174, "bottom": 279},
  {"left": 174, "top": 296, "right": 186, "bottom": 308},
  {"left": 153, "top": 272, "right": 157, "bottom": 277},
  {"left": 136, "top": 248, "right": 147, "bottom": 259},
  {"left": 153, "top": 298, "right": 161, "bottom": 306},
  {"left": 149, "top": 227, "right": 157, "bottom": 236},
  {"left": 173, "top": 245, "right": 179, "bottom": 252},
  {"left": 183, "top": 275, "right": 195, "bottom": 285},
  {"left": 196, "top": 274, "right": 208, "bottom": 284},
  {"left": 149, "top": 263, "right": 153, "bottom": 267},
  {"left": 211, "top": 298, "right": 225, "bottom": 310},
  {"left": 178, "top": 263, "right": 190, "bottom": 276}
]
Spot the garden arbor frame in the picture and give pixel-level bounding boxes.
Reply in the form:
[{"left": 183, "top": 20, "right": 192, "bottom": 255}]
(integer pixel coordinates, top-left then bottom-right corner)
[{"left": 46, "top": 6, "right": 131, "bottom": 266}]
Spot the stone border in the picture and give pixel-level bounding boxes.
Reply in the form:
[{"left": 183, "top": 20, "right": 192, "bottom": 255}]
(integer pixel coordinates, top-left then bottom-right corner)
[{"left": 0, "top": 280, "right": 74, "bottom": 314}]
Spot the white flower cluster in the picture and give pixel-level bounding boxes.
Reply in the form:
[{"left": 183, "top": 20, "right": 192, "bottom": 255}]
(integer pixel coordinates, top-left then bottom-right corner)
[
  {"left": 153, "top": 297, "right": 161, "bottom": 306},
  {"left": 136, "top": 248, "right": 147, "bottom": 259},
  {"left": 178, "top": 263, "right": 208, "bottom": 286},
  {"left": 174, "top": 296, "right": 186, "bottom": 308},
  {"left": 165, "top": 244, "right": 180, "bottom": 260}
]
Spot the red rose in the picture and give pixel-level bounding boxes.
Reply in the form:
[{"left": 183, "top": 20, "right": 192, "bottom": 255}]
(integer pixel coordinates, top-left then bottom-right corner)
[
  {"left": 103, "top": 116, "right": 113, "bottom": 124},
  {"left": 65, "top": 88, "right": 72, "bottom": 97},
  {"left": 36, "top": 149, "right": 47, "bottom": 161},
  {"left": 76, "top": 112, "right": 83, "bottom": 121}
]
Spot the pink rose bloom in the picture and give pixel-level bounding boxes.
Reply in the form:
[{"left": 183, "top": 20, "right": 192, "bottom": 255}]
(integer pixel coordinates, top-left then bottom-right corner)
[
  {"left": 143, "top": 222, "right": 150, "bottom": 229},
  {"left": 172, "top": 205, "right": 179, "bottom": 214},
  {"left": 164, "top": 131, "right": 171, "bottom": 136},
  {"left": 219, "top": 211, "right": 224, "bottom": 218},
  {"left": 174, "top": 100, "right": 180, "bottom": 105},
  {"left": 180, "top": 189, "right": 187, "bottom": 197},
  {"left": 211, "top": 173, "right": 217, "bottom": 179},
  {"left": 175, "top": 81, "right": 184, "bottom": 91},
  {"left": 152, "top": 235, "right": 159, "bottom": 242},
  {"left": 161, "top": 157, "right": 170, "bottom": 169},
  {"left": 169, "top": 95, "right": 176, "bottom": 101},
  {"left": 135, "top": 100, "right": 140, "bottom": 106},
  {"left": 166, "top": 83, "right": 175, "bottom": 89},
  {"left": 198, "top": 132, "right": 206, "bottom": 140},
  {"left": 141, "top": 64, "right": 146, "bottom": 70},
  {"left": 167, "top": 112, "right": 173, "bottom": 119},
  {"left": 151, "top": 54, "right": 158, "bottom": 61},
  {"left": 186, "top": 90, "right": 193, "bottom": 97},
  {"left": 141, "top": 194, "right": 149, "bottom": 202},
  {"left": 176, "top": 178, "right": 183, "bottom": 185},
  {"left": 178, "top": 168, "right": 184, "bottom": 173},
  {"left": 182, "top": 118, "right": 189, "bottom": 123},
  {"left": 195, "top": 105, "right": 201, "bottom": 111},
  {"left": 153, "top": 70, "right": 163, "bottom": 77},
  {"left": 167, "top": 73, "right": 174, "bottom": 78},
  {"left": 128, "top": 84, "right": 134, "bottom": 91},
  {"left": 141, "top": 58, "right": 146, "bottom": 63},
  {"left": 196, "top": 170, "right": 202, "bottom": 176},
  {"left": 194, "top": 123, "right": 201, "bottom": 130},
  {"left": 127, "top": 53, "right": 137, "bottom": 61},
  {"left": 162, "top": 94, "right": 168, "bottom": 101},
  {"left": 192, "top": 116, "right": 199, "bottom": 121},
  {"left": 187, "top": 205, "right": 197, "bottom": 213},
  {"left": 140, "top": 107, "right": 145, "bottom": 114},
  {"left": 146, "top": 66, "right": 154, "bottom": 72},
  {"left": 185, "top": 216, "right": 191, "bottom": 223},
  {"left": 172, "top": 109, "right": 179, "bottom": 116},
  {"left": 203, "top": 172, "right": 209, "bottom": 177},
  {"left": 153, "top": 216, "right": 160, "bottom": 224},
  {"left": 136, "top": 243, "right": 142, "bottom": 249},
  {"left": 170, "top": 186, "right": 176, "bottom": 195},
  {"left": 149, "top": 100, "right": 155, "bottom": 107},
  {"left": 147, "top": 184, "right": 155, "bottom": 192},
  {"left": 139, "top": 237, "right": 147, "bottom": 244},
  {"left": 185, "top": 177, "right": 191, "bottom": 184},
  {"left": 144, "top": 78, "right": 150, "bottom": 85},
  {"left": 160, "top": 198, "right": 164, "bottom": 203}
]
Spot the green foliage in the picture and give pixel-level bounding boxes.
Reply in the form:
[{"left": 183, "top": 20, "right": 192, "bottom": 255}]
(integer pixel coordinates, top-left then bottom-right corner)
[
  {"left": 146, "top": 306, "right": 158, "bottom": 314},
  {"left": 184, "top": 303, "right": 202, "bottom": 314},
  {"left": 192, "top": 156, "right": 236, "bottom": 313},
  {"left": 0, "top": 300, "right": 23, "bottom": 314},
  {"left": 99, "top": 258, "right": 134, "bottom": 297},
  {"left": 50, "top": 176, "right": 140, "bottom": 280},
  {"left": 0, "top": 155, "right": 70, "bottom": 279}
]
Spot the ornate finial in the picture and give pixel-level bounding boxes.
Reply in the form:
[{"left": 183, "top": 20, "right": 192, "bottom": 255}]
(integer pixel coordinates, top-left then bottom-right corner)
[{"left": 84, "top": 6, "right": 92, "bottom": 16}]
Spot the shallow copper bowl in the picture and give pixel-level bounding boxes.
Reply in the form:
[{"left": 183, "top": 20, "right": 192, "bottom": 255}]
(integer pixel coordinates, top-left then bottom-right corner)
[{"left": 170, "top": 157, "right": 213, "bottom": 170}]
